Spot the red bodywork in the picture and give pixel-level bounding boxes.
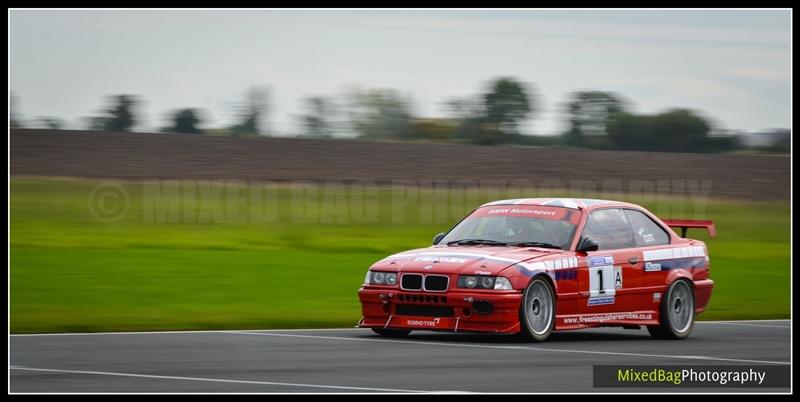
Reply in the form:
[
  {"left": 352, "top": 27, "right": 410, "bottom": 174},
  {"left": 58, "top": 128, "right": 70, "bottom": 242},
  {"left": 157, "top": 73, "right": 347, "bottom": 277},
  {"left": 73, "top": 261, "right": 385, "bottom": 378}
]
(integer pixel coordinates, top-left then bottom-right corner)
[{"left": 358, "top": 198, "right": 714, "bottom": 334}]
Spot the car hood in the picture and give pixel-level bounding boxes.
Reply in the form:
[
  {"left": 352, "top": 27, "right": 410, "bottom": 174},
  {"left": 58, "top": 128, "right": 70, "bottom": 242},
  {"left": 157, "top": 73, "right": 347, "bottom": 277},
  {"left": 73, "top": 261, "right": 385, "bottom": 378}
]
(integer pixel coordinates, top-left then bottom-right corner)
[{"left": 371, "top": 245, "right": 567, "bottom": 276}]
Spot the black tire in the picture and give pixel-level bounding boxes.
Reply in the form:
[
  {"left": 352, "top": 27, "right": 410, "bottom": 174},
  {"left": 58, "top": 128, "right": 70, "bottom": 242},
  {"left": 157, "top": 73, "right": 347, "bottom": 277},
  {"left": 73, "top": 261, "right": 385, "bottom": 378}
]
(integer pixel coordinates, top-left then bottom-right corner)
[
  {"left": 371, "top": 328, "right": 411, "bottom": 338},
  {"left": 519, "top": 277, "right": 556, "bottom": 342},
  {"left": 647, "top": 279, "right": 695, "bottom": 339}
]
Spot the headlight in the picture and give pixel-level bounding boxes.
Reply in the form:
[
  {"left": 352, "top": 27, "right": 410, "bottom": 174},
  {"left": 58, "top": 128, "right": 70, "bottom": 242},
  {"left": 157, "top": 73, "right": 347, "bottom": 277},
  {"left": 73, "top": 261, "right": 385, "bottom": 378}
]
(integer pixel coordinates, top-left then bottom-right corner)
[
  {"left": 464, "top": 276, "right": 477, "bottom": 288},
  {"left": 494, "top": 277, "right": 512, "bottom": 290},
  {"left": 366, "top": 271, "right": 397, "bottom": 286},
  {"left": 458, "top": 275, "right": 513, "bottom": 290},
  {"left": 459, "top": 275, "right": 495, "bottom": 289}
]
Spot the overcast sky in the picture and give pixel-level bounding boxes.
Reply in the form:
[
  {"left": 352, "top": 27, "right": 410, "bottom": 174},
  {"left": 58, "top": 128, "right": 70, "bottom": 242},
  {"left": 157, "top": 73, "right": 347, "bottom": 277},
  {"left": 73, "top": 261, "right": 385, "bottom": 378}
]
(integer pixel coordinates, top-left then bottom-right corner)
[{"left": 9, "top": 9, "right": 792, "bottom": 136}]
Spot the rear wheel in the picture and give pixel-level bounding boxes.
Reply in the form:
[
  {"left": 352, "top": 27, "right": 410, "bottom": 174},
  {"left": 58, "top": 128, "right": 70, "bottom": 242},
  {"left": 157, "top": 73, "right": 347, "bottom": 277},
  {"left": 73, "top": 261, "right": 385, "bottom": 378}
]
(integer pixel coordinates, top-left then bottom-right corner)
[
  {"left": 648, "top": 279, "right": 695, "bottom": 339},
  {"left": 371, "top": 328, "right": 411, "bottom": 338},
  {"left": 519, "top": 277, "right": 555, "bottom": 342}
]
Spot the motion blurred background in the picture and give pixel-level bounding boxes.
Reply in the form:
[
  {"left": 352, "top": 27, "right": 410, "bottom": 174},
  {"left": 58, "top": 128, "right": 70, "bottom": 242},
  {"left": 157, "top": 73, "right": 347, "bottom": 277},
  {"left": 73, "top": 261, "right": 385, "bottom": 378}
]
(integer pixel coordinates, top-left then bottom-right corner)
[{"left": 9, "top": 9, "right": 790, "bottom": 333}]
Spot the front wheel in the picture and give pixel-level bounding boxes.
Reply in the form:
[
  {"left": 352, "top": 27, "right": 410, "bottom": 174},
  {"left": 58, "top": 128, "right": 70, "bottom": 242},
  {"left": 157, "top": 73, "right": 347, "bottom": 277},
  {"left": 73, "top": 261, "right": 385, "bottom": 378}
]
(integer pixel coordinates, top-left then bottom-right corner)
[
  {"left": 371, "top": 328, "right": 411, "bottom": 338},
  {"left": 648, "top": 279, "right": 695, "bottom": 339},
  {"left": 519, "top": 277, "right": 556, "bottom": 342}
]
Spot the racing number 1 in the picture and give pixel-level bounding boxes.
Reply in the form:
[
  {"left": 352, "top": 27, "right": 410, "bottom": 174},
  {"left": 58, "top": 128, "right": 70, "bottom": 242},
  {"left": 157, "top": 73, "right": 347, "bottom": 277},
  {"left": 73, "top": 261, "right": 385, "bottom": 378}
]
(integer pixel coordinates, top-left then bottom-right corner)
[
  {"left": 597, "top": 270, "right": 604, "bottom": 294},
  {"left": 589, "top": 265, "right": 616, "bottom": 298}
]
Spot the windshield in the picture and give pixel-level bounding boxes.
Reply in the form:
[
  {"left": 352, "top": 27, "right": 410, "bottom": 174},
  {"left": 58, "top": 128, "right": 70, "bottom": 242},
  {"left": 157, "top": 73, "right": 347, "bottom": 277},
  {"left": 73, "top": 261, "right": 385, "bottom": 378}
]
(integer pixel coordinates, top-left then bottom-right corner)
[{"left": 440, "top": 205, "right": 582, "bottom": 250}]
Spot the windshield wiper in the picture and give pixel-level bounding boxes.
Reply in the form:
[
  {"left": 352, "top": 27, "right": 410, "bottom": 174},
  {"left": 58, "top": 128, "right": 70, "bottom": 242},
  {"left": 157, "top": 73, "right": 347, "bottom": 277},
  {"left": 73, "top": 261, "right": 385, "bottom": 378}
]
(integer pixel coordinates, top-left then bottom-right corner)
[
  {"left": 507, "top": 241, "right": 562, "bottom": 249},
  {"left": 447, "top": 239, "right": 508, "bottom": 246}
]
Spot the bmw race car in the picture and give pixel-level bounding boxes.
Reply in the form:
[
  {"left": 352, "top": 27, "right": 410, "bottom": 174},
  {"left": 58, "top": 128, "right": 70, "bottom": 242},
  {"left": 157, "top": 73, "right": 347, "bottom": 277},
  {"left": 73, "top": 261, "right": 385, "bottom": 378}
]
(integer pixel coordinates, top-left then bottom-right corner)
[{"left": 358, "top": 198, "right": 715, "bottom": 341}]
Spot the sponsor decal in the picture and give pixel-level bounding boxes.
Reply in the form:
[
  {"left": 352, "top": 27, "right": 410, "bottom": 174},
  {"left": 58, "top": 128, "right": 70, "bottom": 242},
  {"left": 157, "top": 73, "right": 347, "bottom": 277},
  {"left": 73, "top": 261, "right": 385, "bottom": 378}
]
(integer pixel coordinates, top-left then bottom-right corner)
[
  {"left": 614, "top": 266, "right": 623, "bottom": 288},
  {"left": 474, "top": 270, "right": 491, "bottom": 275},
  {"left": 472, "top": 205, "right": 569, "bottom": 220},
  {"left": 562, "top": 311, "right": 653, "bottom": 324},
  {"left": 486, "top": 208, "right": 557, "bottom": 217},
  {"left": 653, "top": 292, "right": 662, "bottom": 302},
  {"left": 588, "top": 255, "right": 614, "bottom": 267},
  {"left": 588, "top": 295, "right": 616, "bottom": 306},
  {"left": 645, "top": 262, "right": 662, "bottom": 272},
  {"left": 405, "top": 318, "right": 441, "bottom": 327},
  {"left": 644, "top": 257, "right": 705, "bottom": 271}
]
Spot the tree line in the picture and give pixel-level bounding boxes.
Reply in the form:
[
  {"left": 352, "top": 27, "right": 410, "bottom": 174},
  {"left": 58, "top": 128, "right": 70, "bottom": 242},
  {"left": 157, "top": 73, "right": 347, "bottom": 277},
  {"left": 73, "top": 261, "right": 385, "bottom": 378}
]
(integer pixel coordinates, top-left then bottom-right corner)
[{"left": 9, "top": 77, "right": 789, "bottom": 153}]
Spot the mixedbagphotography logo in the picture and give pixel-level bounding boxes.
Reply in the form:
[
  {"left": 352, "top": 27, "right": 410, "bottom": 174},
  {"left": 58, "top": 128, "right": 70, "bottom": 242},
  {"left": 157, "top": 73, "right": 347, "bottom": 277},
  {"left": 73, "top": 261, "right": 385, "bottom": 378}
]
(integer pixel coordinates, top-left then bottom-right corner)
[{"left": 594, "top": 365, "right": 790, "bottom": 388}]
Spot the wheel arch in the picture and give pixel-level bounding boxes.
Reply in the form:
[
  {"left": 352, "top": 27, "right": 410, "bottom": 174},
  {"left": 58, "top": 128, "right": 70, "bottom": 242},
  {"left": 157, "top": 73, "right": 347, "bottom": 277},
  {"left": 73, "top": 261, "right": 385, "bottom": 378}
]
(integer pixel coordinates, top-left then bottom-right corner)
[
  {"left": 525, "top": 272, "right": 558, "bottom": 300},
  {"left": 665, "top": 268, "right": 695, "bottom": 288}
]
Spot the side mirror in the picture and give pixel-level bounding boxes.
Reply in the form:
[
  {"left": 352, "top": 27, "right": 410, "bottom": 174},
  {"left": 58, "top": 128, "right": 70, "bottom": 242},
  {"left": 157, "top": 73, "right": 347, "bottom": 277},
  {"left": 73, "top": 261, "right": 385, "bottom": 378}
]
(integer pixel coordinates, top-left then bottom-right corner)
[
  {"left": 433, "top": 232, "right": 446, "bottom": 245},
  {"left": 576, "top": 236, "right": 599, "bottom": 252}
]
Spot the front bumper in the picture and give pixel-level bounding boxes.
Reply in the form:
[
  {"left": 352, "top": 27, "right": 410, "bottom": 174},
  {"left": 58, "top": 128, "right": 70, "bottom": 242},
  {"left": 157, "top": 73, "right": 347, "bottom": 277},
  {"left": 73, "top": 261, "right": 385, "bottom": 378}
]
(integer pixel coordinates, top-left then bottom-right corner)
[{"left": 358, "top": 287, "right": 523, "bottom": 333}]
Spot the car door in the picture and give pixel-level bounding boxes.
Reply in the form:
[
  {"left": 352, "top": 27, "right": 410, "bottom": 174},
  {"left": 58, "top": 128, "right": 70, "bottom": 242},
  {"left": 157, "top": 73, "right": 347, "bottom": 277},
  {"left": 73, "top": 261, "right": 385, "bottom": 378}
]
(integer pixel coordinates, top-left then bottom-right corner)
[
  {"left": 577, "top": 208, "right": 640, "bottom": 315},
  {"left": 622, "top": 208, "right": 673, "bottom": 309}
]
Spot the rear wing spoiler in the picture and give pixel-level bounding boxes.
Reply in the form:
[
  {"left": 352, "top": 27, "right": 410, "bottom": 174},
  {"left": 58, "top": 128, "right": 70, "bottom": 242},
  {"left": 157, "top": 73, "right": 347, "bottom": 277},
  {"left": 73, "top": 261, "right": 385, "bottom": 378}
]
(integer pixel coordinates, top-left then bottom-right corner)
[{"left": 662, "top": 219, "right": 716, "bottom": 238}]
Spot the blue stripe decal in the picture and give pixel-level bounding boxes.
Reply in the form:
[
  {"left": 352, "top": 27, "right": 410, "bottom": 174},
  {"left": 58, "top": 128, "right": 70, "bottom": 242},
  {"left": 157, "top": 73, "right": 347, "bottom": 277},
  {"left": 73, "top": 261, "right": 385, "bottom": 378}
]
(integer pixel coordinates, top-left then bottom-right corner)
[
  {"left": 654, "top": 257, "right": 707, "bottom": 271},
  {"left": 555, "top": 269, "right": 577, "bottom": 281}
]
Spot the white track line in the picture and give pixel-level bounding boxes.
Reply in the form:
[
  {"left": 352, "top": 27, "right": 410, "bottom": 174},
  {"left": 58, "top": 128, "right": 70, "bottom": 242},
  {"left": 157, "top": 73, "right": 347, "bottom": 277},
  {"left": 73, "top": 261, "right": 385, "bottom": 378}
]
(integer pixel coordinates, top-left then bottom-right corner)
[
  {"left": 701, "top": 319, "right": 791, "bottom": 322},
  {"left": 694, "top": 322, "right": 790, "bottom": 329},
  {"left": 223, "top": 331, "right": 791, "bottom": 366},
  {"left": 9, "top": 366, "right": 423, "bottom": 393},
  {"left": 9, "top": 328, "right": 363, "bottom": 337},
  {"left": 8, "top": 320, "right": 790, "bottom": 337}
]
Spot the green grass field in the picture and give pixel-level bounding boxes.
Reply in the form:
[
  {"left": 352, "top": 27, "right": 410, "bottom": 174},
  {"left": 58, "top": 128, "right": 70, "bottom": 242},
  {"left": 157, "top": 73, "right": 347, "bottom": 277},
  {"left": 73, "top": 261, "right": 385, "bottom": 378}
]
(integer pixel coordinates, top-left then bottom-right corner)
[{"left": 10, "top": 178, "right": 790, "bottom": 333}]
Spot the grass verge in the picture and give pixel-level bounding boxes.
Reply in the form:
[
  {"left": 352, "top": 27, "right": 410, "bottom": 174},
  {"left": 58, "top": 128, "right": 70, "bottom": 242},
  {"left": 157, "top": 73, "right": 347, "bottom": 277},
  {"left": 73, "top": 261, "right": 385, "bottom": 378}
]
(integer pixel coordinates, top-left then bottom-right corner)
[{"left": 10, "top": 178, "right": 790, "bottom": 333}]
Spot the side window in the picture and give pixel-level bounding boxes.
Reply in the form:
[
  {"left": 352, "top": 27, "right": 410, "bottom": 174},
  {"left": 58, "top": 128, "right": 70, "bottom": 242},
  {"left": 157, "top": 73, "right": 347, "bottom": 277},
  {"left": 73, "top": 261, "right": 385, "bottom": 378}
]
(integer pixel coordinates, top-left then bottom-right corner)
[
  {"left": 582, "top": 208, "right": 635, "bottom": 250},
  {"left": 624, "top": 209, "right": 670, "bottom": 246}
]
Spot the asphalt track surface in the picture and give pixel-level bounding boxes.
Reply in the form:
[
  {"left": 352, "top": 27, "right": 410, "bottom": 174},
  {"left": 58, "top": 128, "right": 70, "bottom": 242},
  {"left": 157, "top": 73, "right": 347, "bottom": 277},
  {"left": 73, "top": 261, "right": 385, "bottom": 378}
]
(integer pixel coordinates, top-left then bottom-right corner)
[{"left": 10, "top": 320, "right": 791, "bottom": 393}]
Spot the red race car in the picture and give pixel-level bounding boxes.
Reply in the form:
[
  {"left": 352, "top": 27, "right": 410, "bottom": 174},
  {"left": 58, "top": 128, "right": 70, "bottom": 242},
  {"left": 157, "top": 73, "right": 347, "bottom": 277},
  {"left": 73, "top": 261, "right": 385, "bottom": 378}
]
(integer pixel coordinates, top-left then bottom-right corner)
[{"left": 358, "top": 198, "right": 715, "bottom": 341}]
